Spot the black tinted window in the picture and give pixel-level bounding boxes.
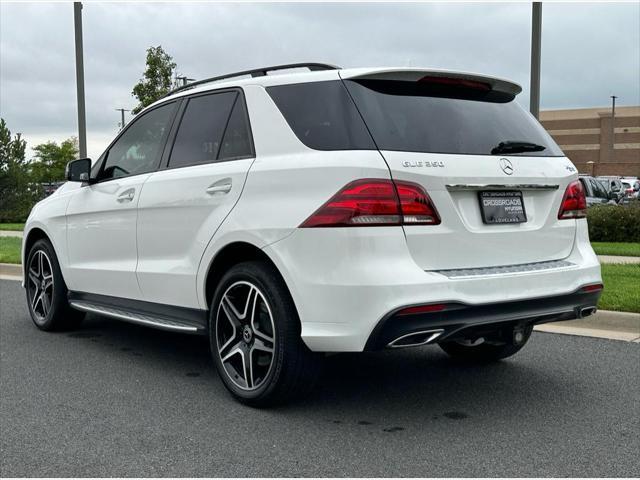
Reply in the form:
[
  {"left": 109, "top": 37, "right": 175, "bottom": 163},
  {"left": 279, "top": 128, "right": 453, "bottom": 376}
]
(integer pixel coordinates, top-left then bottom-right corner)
[
  {"left": 101, "top": 102, "right": 175, "bottom": 180},
  {"left": 590, "top": 179, "right": 608, "bottom": 198},
  {"left": 344, "top": 79, "right": 564, "bottom": 157},
  {"left": 267, "top": 81, "right": 375, "bottom": 151},
  {"left": 169, "top": 92, "right": 237, "bottom": 168},
  {"left": 219, "top": 98, "right": 253, "bottom": 160}
]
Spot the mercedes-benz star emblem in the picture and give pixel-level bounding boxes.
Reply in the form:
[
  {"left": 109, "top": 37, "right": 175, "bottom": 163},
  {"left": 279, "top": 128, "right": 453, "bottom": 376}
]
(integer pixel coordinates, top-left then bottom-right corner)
[{"left": 499, "top": 158, "right": 514, "bottom": 175}]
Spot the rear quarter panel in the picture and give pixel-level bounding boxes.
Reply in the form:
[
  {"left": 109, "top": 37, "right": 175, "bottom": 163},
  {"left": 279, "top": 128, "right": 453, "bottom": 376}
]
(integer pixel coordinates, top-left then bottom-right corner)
[{"left": 195, "top": 85, "right": 392, "bottom": 308}]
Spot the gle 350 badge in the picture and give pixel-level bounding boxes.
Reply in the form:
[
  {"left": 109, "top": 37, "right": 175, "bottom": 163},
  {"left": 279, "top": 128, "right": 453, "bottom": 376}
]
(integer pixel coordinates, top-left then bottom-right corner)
[{"left": 402, "top": 160, "right": 445, "bottom": 168}]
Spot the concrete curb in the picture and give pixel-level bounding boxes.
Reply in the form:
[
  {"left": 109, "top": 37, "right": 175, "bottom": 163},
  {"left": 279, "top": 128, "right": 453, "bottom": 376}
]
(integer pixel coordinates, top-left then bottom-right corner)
[
  {"left": 598, "top": 255, "right": 640, "bottom": 264},
  {"left": 535, "top": 310, "right": 640, "bottom": 342},
  {"left": 0, "top": 263, "right": 22, "bottom": 278},
  {"left": 0, "top": 230, "right": 23, "bottom": 238}
]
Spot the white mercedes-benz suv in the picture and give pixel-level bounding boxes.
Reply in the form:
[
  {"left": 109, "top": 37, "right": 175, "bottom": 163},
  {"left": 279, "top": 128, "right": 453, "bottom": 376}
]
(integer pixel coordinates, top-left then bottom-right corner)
[{"left": 23, "top": 63, "right": 602, "bottom": 406}]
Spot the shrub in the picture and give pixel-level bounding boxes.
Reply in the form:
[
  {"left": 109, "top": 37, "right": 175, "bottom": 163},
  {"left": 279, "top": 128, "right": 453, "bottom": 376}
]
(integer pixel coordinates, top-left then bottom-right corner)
[{"left": 587, "top": 203, "right": 640, "bottom": 242}]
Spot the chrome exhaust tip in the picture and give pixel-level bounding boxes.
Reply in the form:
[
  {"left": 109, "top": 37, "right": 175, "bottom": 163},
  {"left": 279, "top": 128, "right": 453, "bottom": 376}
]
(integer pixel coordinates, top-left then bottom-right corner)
[{"left": 387, "top": 329, "right": 444, "bottom": 349}]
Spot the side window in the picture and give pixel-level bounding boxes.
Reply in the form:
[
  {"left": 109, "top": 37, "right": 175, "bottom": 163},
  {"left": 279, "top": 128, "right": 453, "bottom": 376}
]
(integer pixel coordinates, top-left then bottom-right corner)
[
  {"left": 267, "top": 81, "right": 375, "bottom": 151},
  {"left": 590, "top": 179, "right": 607, "bottom": 199},
  {"left": 579, "top": 178, "right": 591, "bottom": 196},
  {"left": 168, "top": 91, "right": 238, "bottom": 168},
  {"left": 219, "top": 97, "right": 253, "bottom": 160},
  {"left": 100, "top": 102, "right": 175, "bottom": 181}
]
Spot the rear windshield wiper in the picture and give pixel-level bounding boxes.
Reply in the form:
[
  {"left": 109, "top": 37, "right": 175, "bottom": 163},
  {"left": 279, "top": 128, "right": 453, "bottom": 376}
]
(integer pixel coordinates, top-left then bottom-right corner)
[{"left": 491, "top": 141, "right": 546, "bottom": 155}]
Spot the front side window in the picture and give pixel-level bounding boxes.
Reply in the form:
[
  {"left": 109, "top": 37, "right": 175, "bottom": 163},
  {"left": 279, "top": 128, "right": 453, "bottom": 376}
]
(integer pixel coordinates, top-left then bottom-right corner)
[
  {"left": 100, "top": 102, "right": 176, "bottom": 180},
  {"left": 168, "top": 90, "right": 252, "bottom": 168}
]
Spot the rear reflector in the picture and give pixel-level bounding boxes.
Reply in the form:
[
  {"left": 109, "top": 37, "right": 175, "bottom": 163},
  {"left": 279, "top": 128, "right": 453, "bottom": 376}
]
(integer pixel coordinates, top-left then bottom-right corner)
[
  {"left": 396, "top": 304, "right": 447, "bottom": 316},
  {"left": 418, "top": 75, "right": 491, "bottom": 91},
  {"left": 558, "top": 180, "right": 587, "bottom": 219},
  {"left": 580, "top": 283, "right": 603, "bottom": 293},
  {"left": 300, "top": 179, "right": 440, "bottom": 228}
]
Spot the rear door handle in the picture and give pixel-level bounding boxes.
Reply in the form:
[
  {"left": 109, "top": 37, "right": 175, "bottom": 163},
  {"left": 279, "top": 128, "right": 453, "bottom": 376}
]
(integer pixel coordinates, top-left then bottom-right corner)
[
  {"left": 206, "top": 178, "right": 232, "bottom": 195},
  {"left": 117, "top": 188, "right": 135, "bottom": 203}
]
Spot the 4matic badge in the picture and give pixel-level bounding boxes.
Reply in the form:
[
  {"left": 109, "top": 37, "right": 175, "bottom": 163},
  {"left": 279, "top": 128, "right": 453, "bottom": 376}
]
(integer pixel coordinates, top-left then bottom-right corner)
[{"left": 402, "top": 160, "right": 445, "bottom": 168}]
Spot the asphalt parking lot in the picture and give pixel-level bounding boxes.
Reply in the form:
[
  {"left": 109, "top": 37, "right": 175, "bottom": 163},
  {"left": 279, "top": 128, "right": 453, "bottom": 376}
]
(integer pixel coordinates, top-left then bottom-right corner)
[{"left": 1, "top": 279, "right": 639, "bottom": 477}]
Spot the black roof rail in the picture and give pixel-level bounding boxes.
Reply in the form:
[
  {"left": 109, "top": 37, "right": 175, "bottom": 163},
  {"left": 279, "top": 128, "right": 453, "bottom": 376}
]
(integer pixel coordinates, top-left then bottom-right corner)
[{"left": 163, "top": 62, "right": 340, "bottom": 98}]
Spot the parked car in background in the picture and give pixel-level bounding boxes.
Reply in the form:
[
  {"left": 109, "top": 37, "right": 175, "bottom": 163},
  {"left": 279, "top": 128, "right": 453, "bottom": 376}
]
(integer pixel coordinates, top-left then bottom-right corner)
[
  {"left": 596, "top": 177, "right": 625, "bottom": 204},
  {"left": 620, "top": 177, "right": 640, "bottom": 200},
  {"left": 41, "top": 182, "right": 65, "bottom": 199},
  {"left": 579, "top": 175, "right": 617, "bottom": 206}
]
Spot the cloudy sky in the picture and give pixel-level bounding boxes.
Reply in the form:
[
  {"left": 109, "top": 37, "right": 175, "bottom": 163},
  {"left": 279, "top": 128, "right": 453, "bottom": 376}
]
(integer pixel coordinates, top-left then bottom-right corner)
[{"left": 1, "top": 1, "right": 639, "bottom": 159}]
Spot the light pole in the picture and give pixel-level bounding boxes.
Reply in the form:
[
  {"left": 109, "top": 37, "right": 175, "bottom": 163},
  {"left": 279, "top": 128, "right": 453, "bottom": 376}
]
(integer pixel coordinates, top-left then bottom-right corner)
[
  {"left": 73, "top": 2, "right": 87, "bottom": 158},
  {"left": 610, "top": 95, "right": 617, "bottom": 163},
  {"left": 175, "top": 75, "right": 195, "bottom": 87},
  {"left": 530, "top": 2, "right": 542, "bottom": 119},
  {"left": 115, "top": 108, "right": 130, "bottom": 130}
]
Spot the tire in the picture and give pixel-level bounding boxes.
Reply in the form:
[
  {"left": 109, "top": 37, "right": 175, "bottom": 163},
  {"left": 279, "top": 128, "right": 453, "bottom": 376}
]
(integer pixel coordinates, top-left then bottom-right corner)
[
  {"left": 439, "top": 324, "right": 533, "bottom": 363},
  {"left": 25, "top": 238, "right": 85, "bottom": 331},
  {"left": 209, "top": 260, "right": 322, "bottom": 407}
]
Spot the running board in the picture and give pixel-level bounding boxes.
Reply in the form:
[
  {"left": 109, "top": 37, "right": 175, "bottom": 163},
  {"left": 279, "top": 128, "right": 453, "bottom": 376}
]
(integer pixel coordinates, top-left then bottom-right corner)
[{"left": 69, "top": 297, "right": 206, "bottom": 334}]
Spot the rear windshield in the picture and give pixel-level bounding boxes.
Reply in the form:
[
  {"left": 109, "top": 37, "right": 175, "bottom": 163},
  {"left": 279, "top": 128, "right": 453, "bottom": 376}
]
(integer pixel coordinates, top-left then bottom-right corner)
[{"left": 268, "top": 79, "right": 563, "bottom": 156}]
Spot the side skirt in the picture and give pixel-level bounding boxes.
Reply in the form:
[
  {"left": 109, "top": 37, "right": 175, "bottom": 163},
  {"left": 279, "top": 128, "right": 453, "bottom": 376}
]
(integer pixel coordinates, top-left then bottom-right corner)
[{"left": 67, "top": 291, "right": 208, "bottom": 335}]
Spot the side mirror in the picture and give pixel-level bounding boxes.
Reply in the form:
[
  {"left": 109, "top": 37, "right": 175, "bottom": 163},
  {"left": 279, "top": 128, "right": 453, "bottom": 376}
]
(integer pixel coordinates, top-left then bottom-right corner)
[{"left": 65, "top": 158, "right": 92, "bottom": 183}]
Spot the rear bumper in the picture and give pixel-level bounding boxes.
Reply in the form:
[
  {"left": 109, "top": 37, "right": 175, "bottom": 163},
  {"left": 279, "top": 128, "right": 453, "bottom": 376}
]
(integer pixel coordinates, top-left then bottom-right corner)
[
  {"left": 364, "top": 287, "right": 601, "bottom": 350},
  {"left": 263, "top": 220, "right": 601, "bottom": 352}
]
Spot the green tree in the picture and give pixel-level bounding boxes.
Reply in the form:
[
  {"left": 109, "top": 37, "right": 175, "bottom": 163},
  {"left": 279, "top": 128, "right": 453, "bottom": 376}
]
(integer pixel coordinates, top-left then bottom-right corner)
[
  {"left": 131, "top": 46, "right": 177, "bottom": 114},
  {"left": 30, "top": 137, "right": 79, "bottom": 185},
  {"left": 0, "top": 118, "right": 37, "bottom": 222}
]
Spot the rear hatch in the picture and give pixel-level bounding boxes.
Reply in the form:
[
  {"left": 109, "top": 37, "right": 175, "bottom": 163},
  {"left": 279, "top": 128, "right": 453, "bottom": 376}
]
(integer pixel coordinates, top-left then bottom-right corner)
[{"left": 340, "top": 69, "right": 577, "bottom": 270}]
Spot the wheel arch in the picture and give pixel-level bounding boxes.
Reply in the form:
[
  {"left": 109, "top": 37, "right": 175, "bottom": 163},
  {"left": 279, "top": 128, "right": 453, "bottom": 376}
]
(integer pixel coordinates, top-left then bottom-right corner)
[
  {"left": 22, "top": 227, "right": 50, "bottom": 281},
  {"left": 203, "top": 241, "right": 291, "bottom": 311}
]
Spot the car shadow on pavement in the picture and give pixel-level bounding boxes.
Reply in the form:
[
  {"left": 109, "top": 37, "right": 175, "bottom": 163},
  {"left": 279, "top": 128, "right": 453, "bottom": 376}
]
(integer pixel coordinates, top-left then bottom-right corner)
[{"left": 67, "top": 314, "right": 574, "bottom": 420}]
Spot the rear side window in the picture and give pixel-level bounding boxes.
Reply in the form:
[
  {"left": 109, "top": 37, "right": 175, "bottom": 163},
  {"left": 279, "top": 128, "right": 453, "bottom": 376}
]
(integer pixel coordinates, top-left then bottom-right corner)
[
  {"left": 169, "top": 90, "right": 253, "bottom": 168},
  {"left": 267, "top": 81, "right": 375, "bottom": 151},
  {"left": 219, "top": 97, "right": 253, "bottom": 160},
  {"left": 344, "top": 79, "right": 563, "bottom": 157}
]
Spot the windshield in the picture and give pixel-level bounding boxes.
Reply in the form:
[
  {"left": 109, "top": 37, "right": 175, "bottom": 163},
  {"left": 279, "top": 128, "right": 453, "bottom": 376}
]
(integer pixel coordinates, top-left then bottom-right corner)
[{"left": 344, "top": 79, "right": 564, "bottom": 157}]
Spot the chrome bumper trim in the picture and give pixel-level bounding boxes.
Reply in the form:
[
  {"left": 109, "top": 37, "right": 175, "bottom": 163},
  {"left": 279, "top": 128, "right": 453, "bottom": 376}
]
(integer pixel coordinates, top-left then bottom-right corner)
[{"left": 434, "top": 259, "right": 575, "bottom": 279}]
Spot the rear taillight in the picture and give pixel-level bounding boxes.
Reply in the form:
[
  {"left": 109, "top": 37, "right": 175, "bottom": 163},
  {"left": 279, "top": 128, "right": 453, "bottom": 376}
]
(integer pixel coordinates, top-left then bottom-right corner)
[
  {"left": 558, "top": 180, "right": 587, "bottom": 220},
  {"left": 300, "top": 179, "right": 440, "bottom": 228},
  {"left": 395, "top": 181, "right": 441, "bottom": 225}
]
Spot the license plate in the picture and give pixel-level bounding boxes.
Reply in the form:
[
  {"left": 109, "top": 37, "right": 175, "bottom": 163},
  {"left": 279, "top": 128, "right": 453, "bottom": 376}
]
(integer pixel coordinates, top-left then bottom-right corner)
[{"left": 478, "top": 191, "right": 527, "bottom": 224}]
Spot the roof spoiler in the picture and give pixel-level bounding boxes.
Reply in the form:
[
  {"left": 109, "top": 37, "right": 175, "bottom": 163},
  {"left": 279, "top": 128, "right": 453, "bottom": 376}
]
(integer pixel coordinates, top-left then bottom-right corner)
[{"left": 339, "top": 68, "right": 522, "bottom": 97}]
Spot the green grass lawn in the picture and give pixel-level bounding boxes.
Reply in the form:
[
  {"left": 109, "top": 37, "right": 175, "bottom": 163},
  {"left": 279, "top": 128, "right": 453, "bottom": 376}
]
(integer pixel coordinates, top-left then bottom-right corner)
[
  {"left": 591, "top": 242, "right": 640, "bottom": 257},
  {"left": 599, "top": 263, "right": 640, "bottom": 313},
  {"left": 0, "top": 223, "right": 25, "bottom": 231},
  {"left": 0, "top": 237, "right": 21, "bottom": 264}
]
